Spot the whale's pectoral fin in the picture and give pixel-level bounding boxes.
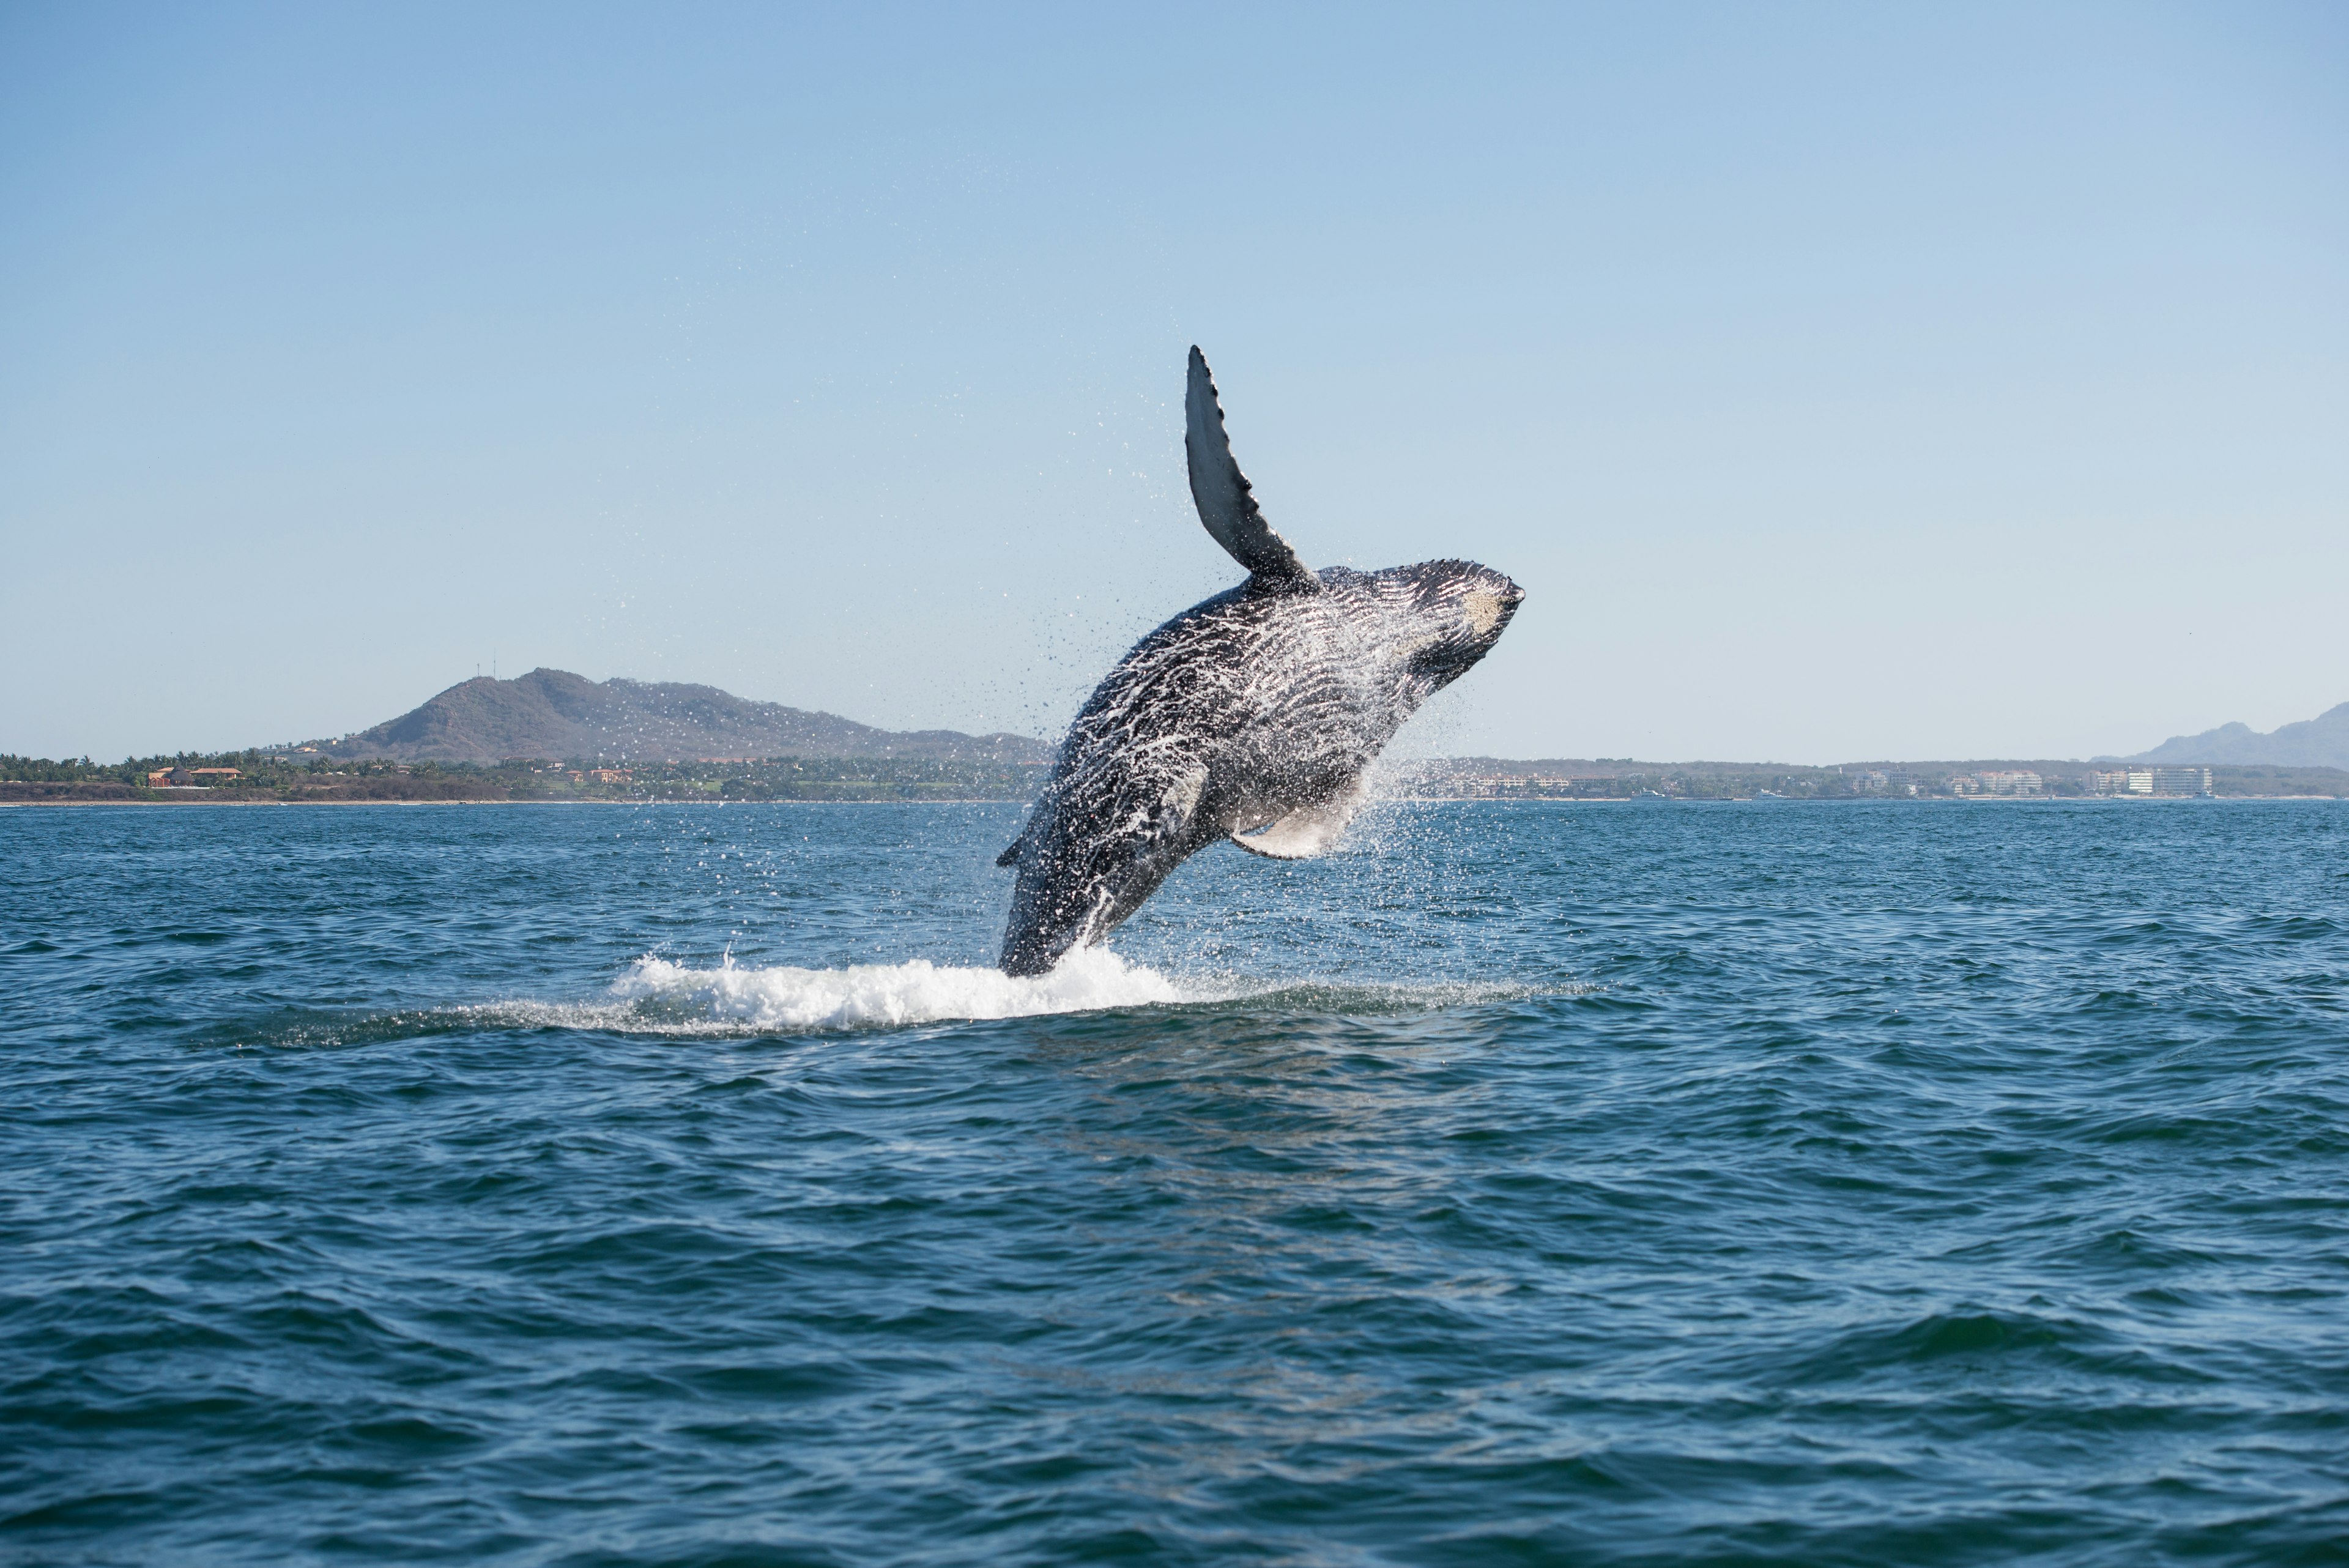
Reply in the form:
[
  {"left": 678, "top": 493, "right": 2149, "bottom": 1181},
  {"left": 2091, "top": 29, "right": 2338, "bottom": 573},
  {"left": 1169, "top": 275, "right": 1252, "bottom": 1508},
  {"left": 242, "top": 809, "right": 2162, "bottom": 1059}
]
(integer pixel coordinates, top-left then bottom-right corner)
[
  {"left": 1186, "top": 346, "right": 1317, "bottom": 592},
  {"left": 1229, "top": 789, "right": 1363, "bottom": 860},
  {"left": 995, "top": 840, "right": 1022, "bottom": 868}
]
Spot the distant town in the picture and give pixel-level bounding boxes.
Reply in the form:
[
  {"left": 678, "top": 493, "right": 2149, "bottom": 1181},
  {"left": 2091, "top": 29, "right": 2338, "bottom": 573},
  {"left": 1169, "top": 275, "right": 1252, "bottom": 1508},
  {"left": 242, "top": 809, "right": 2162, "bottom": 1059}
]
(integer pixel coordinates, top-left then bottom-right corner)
[{"left": 1400, "top": 762, "right": 2334, "bottom": 801}]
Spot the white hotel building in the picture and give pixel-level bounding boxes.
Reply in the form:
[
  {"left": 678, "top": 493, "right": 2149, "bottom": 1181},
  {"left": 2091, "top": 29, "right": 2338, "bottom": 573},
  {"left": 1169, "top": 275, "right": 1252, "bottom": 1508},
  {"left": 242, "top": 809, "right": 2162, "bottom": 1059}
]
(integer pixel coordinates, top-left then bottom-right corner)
[{"left": 2089, "top": 767, "right": 2213, "bottom": 797}]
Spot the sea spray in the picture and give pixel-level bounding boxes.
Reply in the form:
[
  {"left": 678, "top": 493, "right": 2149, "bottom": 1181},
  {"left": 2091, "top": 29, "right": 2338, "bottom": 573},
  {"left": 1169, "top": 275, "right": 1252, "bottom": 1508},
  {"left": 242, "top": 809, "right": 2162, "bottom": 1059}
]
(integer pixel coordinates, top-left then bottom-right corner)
[{"left": 609, "top": 946, "right": 1186, "bottom": 1031}]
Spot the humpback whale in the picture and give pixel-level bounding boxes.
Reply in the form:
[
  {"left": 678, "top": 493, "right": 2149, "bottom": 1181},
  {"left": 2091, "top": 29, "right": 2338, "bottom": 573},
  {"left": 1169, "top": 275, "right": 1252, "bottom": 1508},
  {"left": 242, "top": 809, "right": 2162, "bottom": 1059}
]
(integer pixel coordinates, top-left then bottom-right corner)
[{"left": 996, "top": 347, "right": 1522, "bottom": 976}]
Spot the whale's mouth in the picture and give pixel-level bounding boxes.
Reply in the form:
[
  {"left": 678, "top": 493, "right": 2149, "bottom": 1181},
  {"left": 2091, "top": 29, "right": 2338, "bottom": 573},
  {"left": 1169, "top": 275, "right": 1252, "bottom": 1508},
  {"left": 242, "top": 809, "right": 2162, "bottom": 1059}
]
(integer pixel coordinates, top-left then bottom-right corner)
[
  {"left": 1410, "top": 573, "right": 1522, "bottom": 685},
  {"left": 1461, "top": 574, "right": 1524, "bottom": 651}
]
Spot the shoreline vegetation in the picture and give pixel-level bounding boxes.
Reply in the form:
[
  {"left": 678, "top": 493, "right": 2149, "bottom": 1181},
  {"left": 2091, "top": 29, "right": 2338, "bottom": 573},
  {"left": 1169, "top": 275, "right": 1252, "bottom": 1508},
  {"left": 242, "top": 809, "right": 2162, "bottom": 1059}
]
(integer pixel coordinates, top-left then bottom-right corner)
[
  {"left": 4, "top": 752, "right": 2344, "bottom": 806},
  {"left": 0, "top": 754, "right": 1052, "bottom": 806}
]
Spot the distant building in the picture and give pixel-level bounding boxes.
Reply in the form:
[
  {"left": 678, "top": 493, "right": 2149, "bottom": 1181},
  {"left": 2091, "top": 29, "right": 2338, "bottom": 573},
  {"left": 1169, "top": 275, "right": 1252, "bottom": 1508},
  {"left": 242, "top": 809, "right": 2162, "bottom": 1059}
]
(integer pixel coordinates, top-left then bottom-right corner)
[
  {"left": 1966, "top": 770, "right": 2042, "bottom": 795},
  {"left": 1442, "top": 771, "right": 1581, "bottom": 798},
  {"left": 2089, "top": 767, "right": 2210, "bottom": 797}
]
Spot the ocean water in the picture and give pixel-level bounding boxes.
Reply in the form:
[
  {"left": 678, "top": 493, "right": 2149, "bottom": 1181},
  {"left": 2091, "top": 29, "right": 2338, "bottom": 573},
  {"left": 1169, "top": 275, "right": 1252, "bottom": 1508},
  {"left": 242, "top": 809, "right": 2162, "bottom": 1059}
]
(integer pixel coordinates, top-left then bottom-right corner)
[{"left": 3, "top": 799, "right": 2347, "bottom": 1567}]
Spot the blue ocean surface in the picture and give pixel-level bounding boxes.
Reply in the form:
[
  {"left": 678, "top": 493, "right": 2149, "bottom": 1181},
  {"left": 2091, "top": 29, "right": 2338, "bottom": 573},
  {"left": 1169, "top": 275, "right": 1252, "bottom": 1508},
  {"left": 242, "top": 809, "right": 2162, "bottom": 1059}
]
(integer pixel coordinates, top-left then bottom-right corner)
[{"left": 3, "top": 799, "right": 2347, "bottom": 1566}]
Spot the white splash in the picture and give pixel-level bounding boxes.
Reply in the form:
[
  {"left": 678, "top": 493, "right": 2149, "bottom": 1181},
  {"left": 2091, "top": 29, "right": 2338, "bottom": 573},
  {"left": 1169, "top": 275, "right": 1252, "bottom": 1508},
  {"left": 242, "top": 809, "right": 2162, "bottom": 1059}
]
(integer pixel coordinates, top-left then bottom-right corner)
[{"left": 606, "top": 946, "right": 1187, "bottom": 1032}]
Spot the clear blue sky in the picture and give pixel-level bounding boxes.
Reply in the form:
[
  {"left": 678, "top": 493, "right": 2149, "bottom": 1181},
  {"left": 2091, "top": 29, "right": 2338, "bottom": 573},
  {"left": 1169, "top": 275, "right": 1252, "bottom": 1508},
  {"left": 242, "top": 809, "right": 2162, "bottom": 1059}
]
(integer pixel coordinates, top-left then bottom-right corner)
[{"left": 4, "top": 2, "right": 2343, "bottom": 764}]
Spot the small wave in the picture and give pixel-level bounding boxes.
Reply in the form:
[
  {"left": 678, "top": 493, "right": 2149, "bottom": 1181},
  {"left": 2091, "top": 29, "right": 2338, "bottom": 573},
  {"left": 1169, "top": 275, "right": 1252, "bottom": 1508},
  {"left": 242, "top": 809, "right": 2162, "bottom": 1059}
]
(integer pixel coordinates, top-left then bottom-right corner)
[
  {"left": 1201, "top": 976, "right": 1572, "bottom": 1014},
  {"left": 602, "top": 948, "right": 1188, "bottom": 1032},
  {"left": 225, "top": 956, "right": 1557, "bottom": 1049}
]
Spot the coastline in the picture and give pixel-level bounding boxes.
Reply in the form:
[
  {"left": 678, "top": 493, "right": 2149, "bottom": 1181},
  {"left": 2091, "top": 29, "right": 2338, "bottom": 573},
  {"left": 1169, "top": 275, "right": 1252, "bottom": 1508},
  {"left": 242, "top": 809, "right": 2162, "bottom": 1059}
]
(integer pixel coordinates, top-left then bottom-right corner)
[{"left": 9, "top": 793, "right": 2340, "bottom": 811}]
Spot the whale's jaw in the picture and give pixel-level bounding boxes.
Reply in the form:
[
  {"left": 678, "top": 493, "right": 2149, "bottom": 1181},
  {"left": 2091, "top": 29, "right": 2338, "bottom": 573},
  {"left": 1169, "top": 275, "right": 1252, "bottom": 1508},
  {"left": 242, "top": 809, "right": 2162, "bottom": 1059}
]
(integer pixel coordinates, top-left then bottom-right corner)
[
  {"left": 1000, "top": 907, "right": 1095, "bottom": 978},
  {"left": 1000, "top": 815, "right": 1199, "bottom": 977}
]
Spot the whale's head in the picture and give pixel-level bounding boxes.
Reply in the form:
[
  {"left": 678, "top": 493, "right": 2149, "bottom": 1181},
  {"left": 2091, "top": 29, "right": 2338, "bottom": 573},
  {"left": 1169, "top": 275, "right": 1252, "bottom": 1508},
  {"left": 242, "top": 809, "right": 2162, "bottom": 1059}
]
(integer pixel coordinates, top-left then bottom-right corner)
[{"left": 1370, "top": 559, "right": 1524, "bottom": 695}]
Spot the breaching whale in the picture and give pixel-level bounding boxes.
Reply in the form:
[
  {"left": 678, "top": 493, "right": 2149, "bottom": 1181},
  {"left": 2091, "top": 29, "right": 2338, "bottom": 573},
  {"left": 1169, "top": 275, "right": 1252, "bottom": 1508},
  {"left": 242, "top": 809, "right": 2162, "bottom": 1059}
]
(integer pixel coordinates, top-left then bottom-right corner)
[{"left": 996, "top": 346, "right": 1522, "bottom": 976}]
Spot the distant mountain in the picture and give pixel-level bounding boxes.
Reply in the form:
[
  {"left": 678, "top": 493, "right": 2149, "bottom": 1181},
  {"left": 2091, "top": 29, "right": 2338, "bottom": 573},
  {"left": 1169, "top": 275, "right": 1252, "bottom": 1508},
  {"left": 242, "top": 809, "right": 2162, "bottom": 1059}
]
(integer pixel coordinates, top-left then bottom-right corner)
[
  {"left": 315, "top": 669, "right": 1053, "bottom": 765},
  {"left": 2131, "top": 702, "right": 2349, "bottom": 768}
]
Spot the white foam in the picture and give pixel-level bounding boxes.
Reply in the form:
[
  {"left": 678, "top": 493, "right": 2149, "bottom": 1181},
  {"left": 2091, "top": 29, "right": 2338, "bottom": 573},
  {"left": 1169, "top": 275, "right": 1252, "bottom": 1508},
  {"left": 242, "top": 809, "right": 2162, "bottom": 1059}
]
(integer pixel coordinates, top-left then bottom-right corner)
[{"left": 605, "top": 946, "right": 1187, "bottom": 1032}]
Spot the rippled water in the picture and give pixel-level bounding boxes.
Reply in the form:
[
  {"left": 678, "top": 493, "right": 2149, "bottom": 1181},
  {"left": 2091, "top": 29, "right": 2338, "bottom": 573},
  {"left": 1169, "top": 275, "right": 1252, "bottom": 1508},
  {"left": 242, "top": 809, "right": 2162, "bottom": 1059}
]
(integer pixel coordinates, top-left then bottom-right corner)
[{"left": 4, "top": 800, "right": 2347, "bottom": 1565}]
